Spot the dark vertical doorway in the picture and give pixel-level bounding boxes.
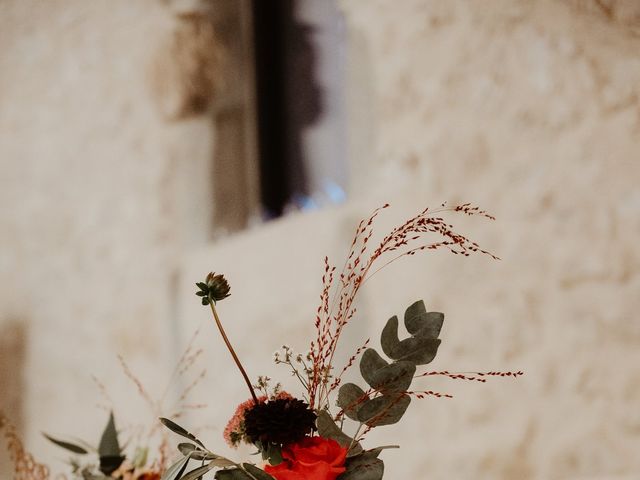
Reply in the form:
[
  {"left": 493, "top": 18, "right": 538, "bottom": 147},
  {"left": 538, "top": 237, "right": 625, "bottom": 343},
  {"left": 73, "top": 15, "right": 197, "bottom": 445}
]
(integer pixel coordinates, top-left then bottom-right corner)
[{"left": 251, "top": 0, "right": 323, "bottom": 218}]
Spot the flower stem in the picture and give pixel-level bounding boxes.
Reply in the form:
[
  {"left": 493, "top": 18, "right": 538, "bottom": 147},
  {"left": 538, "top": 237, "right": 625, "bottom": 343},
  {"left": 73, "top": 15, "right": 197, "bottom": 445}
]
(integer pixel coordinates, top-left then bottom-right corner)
[
  {"left": 209, "top": 302, "right": 258, "bottom": 403},
  {"left": 349, "top": 422, "right": 364, "bottom": 451}
]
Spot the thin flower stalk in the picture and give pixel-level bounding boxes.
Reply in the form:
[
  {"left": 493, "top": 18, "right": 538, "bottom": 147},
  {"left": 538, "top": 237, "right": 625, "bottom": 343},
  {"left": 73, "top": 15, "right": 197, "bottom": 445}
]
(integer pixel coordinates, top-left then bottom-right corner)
[{"left": 209, "top": 302, "right": 258, "bottom": 403}]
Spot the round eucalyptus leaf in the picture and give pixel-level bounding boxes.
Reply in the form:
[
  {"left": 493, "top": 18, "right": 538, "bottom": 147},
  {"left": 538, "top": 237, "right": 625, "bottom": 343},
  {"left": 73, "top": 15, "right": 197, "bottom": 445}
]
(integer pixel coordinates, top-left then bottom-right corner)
[
  {"left": 380, "top": 316, "right": 401, "bottom": 359},
  {"left": 357, "top": 394, "right": 411, "bottom": 427},
  {"left": 403, "top": 300, "right": 427, "bottom": 333},
  {"left": 337, "top": 383, "right": 369, "bottom": 421},
  {"left": 368, "top": 361, "right": 415, "bottom": 393},
  {"left": 406, "top": 311, "right": 444, "bottom": 339},
  {"left": 390, "top": 337, "right": 441, "bottom": 365},
  {"left": 359, "top": 349, "right": 389, "bottom": 386}
]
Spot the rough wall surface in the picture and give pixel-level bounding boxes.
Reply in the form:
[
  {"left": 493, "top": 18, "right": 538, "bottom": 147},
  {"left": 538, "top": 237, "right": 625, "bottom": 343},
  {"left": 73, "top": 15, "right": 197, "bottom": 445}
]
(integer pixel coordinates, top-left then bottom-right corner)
[
  {"left": 337, "top": 1, "right": 640, "bottom": 478},
  {"left": 0, "top": 0, "right": 217, "bottom": 472},
  {"left": 1, "top": 1, "right": 639, "bottom": 480},
  {"left": 183, "top": 1, "right": 640, "bottom": 479}
]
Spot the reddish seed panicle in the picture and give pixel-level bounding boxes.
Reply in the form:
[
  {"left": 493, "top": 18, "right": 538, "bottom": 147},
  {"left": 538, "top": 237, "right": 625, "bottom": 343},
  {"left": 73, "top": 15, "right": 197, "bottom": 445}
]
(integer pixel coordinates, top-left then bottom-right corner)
[
  {"left": 415, "top": 370, "right": 524, "bottom": 383},
  {"left": 0, "top": 412, "right": 51, "bottom": 480},
  {"left": 307, "top": 204, "right": 498, "bottom": 410}
]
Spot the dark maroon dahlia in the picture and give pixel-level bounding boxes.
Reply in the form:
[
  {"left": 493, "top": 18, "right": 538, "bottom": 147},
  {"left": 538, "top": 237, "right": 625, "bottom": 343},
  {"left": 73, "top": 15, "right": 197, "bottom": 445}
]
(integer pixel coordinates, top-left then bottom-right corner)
[{"left": 243, "top": 397, "right": 317, "bottom": 446}]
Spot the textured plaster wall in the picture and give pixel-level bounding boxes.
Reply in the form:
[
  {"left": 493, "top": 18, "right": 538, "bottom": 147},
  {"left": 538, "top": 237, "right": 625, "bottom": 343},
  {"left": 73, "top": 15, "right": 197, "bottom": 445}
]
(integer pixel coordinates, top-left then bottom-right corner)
[
  {"left": 180, "top": 1, "right": 640, "bottom": 480},
  {"left": 348, "top": 2, "right": 640, "bottom": 478},
  {"left": 342, "top": 1, "right": 640, "bottom": 478},
  {"left": 1, "top": 1, "right": 639, "bottom": 480},
  {"left": 0, "top": 0, "right": 217, "bottom": 471}
]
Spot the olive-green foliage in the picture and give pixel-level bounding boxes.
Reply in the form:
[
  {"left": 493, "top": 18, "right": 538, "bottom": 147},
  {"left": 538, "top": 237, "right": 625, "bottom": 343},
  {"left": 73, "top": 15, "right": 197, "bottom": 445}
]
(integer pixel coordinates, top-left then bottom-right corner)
[
  {"left": 44, "top": 411, "right": 125, "bottom": 476},
  {"left": 335, "top": 300, "right": 444, "bottom": 480},
  {"left": 338, "top": 300, "right": 443, "bottom": 429},
  {"left": 159, "top": 417, "right": 273, "bottom": 480}
]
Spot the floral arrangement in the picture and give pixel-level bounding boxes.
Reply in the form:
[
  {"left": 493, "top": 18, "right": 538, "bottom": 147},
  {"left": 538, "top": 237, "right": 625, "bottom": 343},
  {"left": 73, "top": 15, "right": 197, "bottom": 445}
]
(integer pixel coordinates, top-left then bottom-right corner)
[
  {"left": 1, "top": 204, "right": 522, "bottom": 480},
  {"left": 1, "top": 408, "right": 163, "bottom": 480},
  {"left": 1, "top": 324, "right": 210, "bottom": 479},
  {"left": 44, "top": 413, "right": 161, "bottom": 480},
  {"left": 158, "top": 204, "right": 521, "bottom": 480}
]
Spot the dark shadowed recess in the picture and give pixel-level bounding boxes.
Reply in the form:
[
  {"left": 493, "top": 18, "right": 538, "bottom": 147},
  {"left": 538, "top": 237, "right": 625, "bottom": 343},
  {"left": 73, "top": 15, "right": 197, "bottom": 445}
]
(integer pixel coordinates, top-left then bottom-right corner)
[{"left": 251, "top": 0, "right": 323, "bottom": 219}]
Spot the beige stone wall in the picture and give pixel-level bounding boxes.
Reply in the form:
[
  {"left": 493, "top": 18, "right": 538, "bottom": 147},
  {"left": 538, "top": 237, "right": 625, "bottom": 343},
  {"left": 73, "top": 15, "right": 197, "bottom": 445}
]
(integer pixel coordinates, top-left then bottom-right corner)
[
  {"left": 184, "top": 1, "right": 640, "bottom": 479},
  {"left": 0, "top": 0, "right": 219, "bottom": 473},
  {"left": 342, "top": 1, "right": 640, "bottom": 478},
  {"left": 2, "top": 0, "right": 640, "bottom": 479}
]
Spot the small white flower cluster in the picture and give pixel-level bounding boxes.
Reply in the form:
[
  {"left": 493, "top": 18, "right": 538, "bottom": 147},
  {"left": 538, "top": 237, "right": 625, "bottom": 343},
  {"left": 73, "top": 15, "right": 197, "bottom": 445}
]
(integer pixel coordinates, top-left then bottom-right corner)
[
  {"left": 255, "top": 375, "right": 271, "bottom": 389},
  {"left": 253, "top": 375, "right": 282, "bottom": 398},
  {"left": 272, "top": 345, "right": 313, "bottom": 365},
  {"left": 272, "top": 345, "right": 315, "bottom": 392}
]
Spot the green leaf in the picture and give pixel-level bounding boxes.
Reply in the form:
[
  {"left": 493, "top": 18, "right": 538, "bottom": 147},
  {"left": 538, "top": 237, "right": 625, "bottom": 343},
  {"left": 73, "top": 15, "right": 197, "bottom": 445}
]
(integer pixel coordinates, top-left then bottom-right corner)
[
  {"left": 97, "top": 413, "right": 125, "bottom": 476},
  {"left": 380, "top": 316, "right": 401, "bottom": 359},
  {"left": 403, "top": 300, "right": 426, "bottom": 333},
  {"left": 211, "top": 457, "right": 239, "bottom": 469},
  {"left": 177, "top": 443, "right": 219, "bottom": 461},
  {"left": 364, "top": 445, "right": 399, "bottom": 457},
  {"left": 340, "top": 451, "right": 384, "bottom": 480},
  {"left": 180, "top": 462, "right": 216, "bottom": 480},
  {"left": 159, "top": 418, "right": 206, "bottom": 448},
  {"left": 99, "top": 456, "right": 126, "bottom": 477},
  {"left": 242, "top": 464, "right": 276, "bottom": 479},
  {"left": 405, "top": 308, "right": 444, "bottom": 339},
  {"left": 357, "top": 394, "right": 411, "bottom": 427},
  {"left": 215, "top": 469, "right": 253, "bottom": 480},
  {"left": 176, "top": 444, "right": 235, "bottom": 467},
  {"left": 337, "top": 383, "right": 369, "bottom": 421},
  {"left": 367, "top": 361, "right": 415, "bottom": 393},
  {"left": 316, "top": 411, "right": 363, "bottom": 457},
  {"left": 359, "top": 349, "right": 388, "bottom": 387},
  {"left": 360, "top": 349, "right": 415, "bottom": 393},
  {"left": 42, "top": 433, "right": 89, "bottom": 455},
  {"left": 177, "top": 443, "right": 197, "bottom": 456},
  {"left": 262, "top": 443, "right": 282, "bottom": 466},
  {"left": 389, "top": 337, "right": 441, "bottom": 365},
  {"left": 162, "top": 456, "right": 191, "bottom": 480},
  {"left": 98, "top": 412, "right": 121, "bottom": 458},
  {"left": 382, "top": 302, "right": 443, "bottom": 364},
  {"left": 67, "top": 436, "right": 96, "bottom": 452}
]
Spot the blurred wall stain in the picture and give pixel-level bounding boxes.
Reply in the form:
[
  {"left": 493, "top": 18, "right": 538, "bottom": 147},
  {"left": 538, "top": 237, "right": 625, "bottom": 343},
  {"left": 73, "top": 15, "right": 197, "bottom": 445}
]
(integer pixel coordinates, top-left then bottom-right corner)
[
  {"left": 149, "top": 12, "right": 225, "bottom": 121},
  {"left": 0, "top": 319, "right": 26, "bottom": 477}
]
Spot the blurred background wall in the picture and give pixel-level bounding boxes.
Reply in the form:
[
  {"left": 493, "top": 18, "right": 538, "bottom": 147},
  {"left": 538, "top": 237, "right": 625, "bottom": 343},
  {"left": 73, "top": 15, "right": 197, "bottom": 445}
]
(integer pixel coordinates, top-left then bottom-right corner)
[{"left": 1, "top": 0, "right": 639, "bottom": 479}]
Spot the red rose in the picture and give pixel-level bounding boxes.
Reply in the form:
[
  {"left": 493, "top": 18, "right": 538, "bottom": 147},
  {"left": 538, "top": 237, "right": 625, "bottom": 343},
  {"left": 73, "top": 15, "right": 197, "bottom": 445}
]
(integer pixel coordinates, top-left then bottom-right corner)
[{"left": 264, "top": 436, "right": 348, "bottom": 480}]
